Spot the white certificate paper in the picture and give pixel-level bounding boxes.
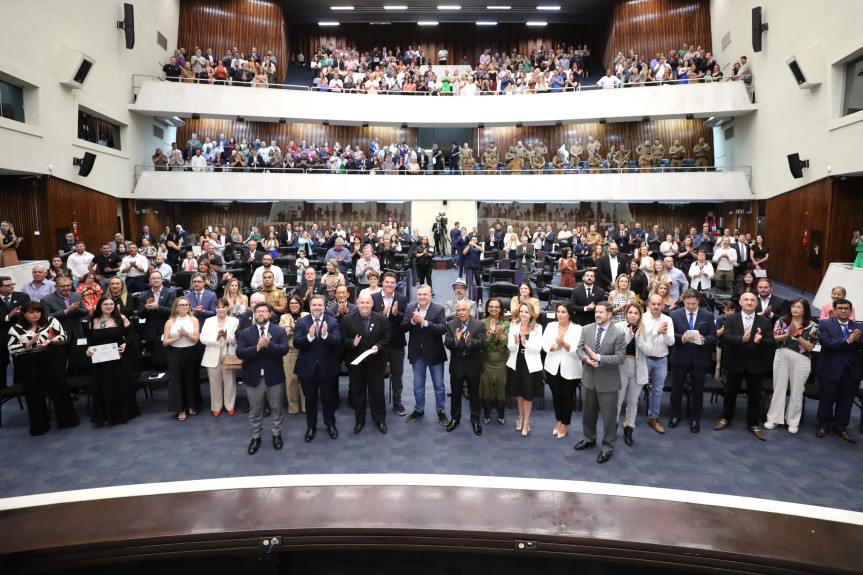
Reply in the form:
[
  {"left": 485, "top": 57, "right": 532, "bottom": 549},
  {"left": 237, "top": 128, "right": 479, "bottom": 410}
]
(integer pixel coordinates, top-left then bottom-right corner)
[
  {"left": 91, "top": 343, "right": 121, "bottom": 364},
  {"left": 351, "top": 349, "right": 376, "bottom": 365},
  {"left": 685, "top": 330, "right": 703, "bottom": 345}
]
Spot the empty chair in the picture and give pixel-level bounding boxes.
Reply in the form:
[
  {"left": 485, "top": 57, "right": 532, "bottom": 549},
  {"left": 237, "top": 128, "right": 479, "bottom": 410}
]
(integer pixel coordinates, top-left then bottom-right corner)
[
  {"left": 550, "top": 286, "right": 575, "bottom": 303},
  {"left": 172, "top": 271, "right": 194, "bottom": 291},
  {"left": 488, "top": 281, "right": 519, "bottom": 300},
  {"left": 490, "top": 269, "right": 515, "bottom": 284}
]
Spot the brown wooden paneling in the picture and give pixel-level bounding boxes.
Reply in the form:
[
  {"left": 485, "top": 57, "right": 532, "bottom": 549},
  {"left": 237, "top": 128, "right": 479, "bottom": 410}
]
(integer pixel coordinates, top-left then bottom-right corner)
[
  {"left": 0, "top": 176, "right": 119, "bottom": 261},
  {"left": 178, "top": 0, "right": 287, "bottom": 81},
  {"left": 826, "top": 177, "right": 863, "bottom": 273},
  {"left": 289, "top": 23, "right": 602, "bottom": 69},
  {"left": 605, "top": 0, "right": 712, "bottom": 69},
  {"left": 477, "top": 119, "right": 713, "bottom": 161},
  {"left": 176, "top": 119, "right": 417, "bottom": 151}
]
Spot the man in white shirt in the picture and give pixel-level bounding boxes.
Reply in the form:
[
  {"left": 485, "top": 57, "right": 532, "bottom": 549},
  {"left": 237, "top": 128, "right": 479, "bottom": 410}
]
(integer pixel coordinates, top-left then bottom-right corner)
[
  {"left": 153, "top": 255, "right": 173, "bottom": 284},
  {"left": 121, "top": 243, "right": 150, "bottom": 293},
  {"left": 21, "top": 265, "right": 55, "bottom": 302},
  {"left": 596, "top": 69, "right": 622, "bottom": 89},
  {"left": 250, "top": 253, "right": 284, "bottom": 290},
  {"left": 189, "top": 148, "right": 207, "bottom": 172},
  {"left": 67, "top": 241, "right": 94, "bottom": 289},
  {"left": 711, "top": 237, "right": 737, "bottom": 294},
  {"left": 438, "top": 46, "right": 448, "bottom": 65},
  {"left": 653, "top": 57, "right": 670, "bottom": 83},
  {"left": 642, "top": 294, "right": 675, "bottom": 434}
]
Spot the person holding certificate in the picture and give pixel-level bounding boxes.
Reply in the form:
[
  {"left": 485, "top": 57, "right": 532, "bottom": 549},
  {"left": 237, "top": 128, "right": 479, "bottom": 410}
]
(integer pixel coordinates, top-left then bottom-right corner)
[{"left": 86, "top": 295, "right": 140, "bottom": 427}]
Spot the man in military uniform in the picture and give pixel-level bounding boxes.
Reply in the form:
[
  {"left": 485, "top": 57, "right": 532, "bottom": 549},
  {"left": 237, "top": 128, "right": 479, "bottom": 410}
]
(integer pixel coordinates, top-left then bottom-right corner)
[
  {"left": 570, "top": 139, "right": 583, "bottom": 165},
  {"left": 693, "top": 137, "right": 711, "bottom": 170},
  {"left": 588, "top": 148, "right": 602, "bottom": 174},
  {"left": 534, "top": 140, "right": 548, "bottom": 166},
  {"left": 586, "top": 136, "right": 601, "bottom": 157},
  {"left": 668, "top": 139, "right": 686, "bottom": 171},
  {"left": 551, "top": 150, "right": 566, "bottom": 174},
  {"left": 513, "top": 140, "right": 527, "bottom": 159},
  {"left": 615, "top": 144, "right": 630, "bottom": 173},
  {"left": 459, "top": 142, "right": 475, "bottom": 175},
  {"left": 504, "top": 146, "right": 517, "bottom": 171},
  {"left": 487, "top": 141, "right": 499, "bottom": 160},
  {"left": 650, "top": 138, "right": 665, "bottom": 167},
  {"left": 529, "top": 147, "right": 545, "bottom": 174},
  {"left": 482, "top": 146, "right": 499, "bottom": 174},
  {"left": 636, "top": 138, "right": 652, "bottom": 172},
  {"left": 606, "top": 145, "right": 616, "bottom": 172}
]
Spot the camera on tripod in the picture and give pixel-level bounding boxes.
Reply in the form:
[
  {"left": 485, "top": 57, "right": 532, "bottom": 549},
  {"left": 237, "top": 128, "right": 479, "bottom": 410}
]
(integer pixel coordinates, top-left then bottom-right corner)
[{"left": 438, "top": 211, "right": 448, "bottom": 227}]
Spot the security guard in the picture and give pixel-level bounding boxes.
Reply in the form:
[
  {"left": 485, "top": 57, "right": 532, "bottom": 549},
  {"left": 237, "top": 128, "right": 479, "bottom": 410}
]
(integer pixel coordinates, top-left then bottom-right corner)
[
  {"left": 650, "top": 138, "right": 665, "bottom": 167},
  {"left": 636, "top": 139, "right": 652, "bottom": 172},
  {"left": 569, "top": 139, "right": 583, "bottom": 164},
  {"left": 693, "top": 137, "right": 711, "bottom": 169},
  {"left": 551, "top": 151, "right": 566, "bottom": 174},
  {"left": 668, "top": 139, "right": 686, "bottom": 170}
]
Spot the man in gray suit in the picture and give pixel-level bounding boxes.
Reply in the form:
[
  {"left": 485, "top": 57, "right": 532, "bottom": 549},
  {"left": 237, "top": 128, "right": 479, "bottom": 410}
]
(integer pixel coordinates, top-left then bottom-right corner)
[
  {"left": 41, "top": 276, "right": 89, "bottom": 367},
  {"left": 574, "top": 301, "right": 626, "bottom": 463},
  {"left": 514, "top": 235, "right": 536, "bottom": 272}
]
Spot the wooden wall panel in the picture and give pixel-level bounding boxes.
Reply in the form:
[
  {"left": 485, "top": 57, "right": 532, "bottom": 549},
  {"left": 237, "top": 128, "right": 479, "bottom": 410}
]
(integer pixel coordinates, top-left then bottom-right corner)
[
  {"left": 289, "top": 23, "right": 601, "bottom": 69},
  {"left": 478, "top": 119, "right": 713, "bottom": 161},
  {"left": 605, "top": 0, "right": 712, "bottom": 69},
  {"left": 826, "top": 177, "right": 863, "bottom": 275},
  {"left": 178, "top": 0, "right": 288, "bottom": 81},
  {"left": 0, "top": 177, "right": 119, "bottom": 261},
  {"left": 176, "top": 119, "right": 417, "bottom": 151}
]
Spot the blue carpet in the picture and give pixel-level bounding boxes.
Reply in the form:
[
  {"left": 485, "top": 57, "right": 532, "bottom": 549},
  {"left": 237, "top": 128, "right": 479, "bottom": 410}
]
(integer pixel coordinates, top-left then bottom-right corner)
[{"left": 1, "top": 268, "right": 860, "bottom": 513}]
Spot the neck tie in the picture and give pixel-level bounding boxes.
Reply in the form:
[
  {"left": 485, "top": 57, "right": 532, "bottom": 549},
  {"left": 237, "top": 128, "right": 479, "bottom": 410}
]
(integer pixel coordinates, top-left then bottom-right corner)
[
  {"left": 362, "top": 315, "right": 370, "bottom": 333},
  {"left": 260, "top": 326, "right": 266, "bottom": 338},
  {"left": 842, "top": 323, "right": 849, "bottom": 338},
  {"left": 316, "top": 318, "right": 322, "bottom": 334},
  {"left": 462, "top": 322, "right": 468, "bottom": 337},
  {"left": 3, "top": 296, "right": 9, "bottom": 308},
  {"left": 587, "top": 287, "right": 592, "bottom": 299},
  {"left": 689, "top": 312, "right": 694, "bottom": 330},
  {"left": 595, "top": 326, "right": 604, "bottom": 349},
  {"left": 196, "top": 293, "right": 201, "bottom": 307},
  {"left": 744, "top": 316, "right": 752, "bottom": 331}
]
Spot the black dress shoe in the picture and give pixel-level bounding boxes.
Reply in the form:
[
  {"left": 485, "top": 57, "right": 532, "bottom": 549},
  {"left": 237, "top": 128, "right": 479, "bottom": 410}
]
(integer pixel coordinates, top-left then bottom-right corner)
[
  {"left": 248, "top": 438, "right": 261, "bottom": 455},
  {"left": 472, "top": 422, "right": 482, "bottom": 436},
  {"left": 263, "top": 407, "right": 271, "bottom": 417},
  {"left": 377, "top": 422, "right": 387, "bottom": 434},
  {"left": 596, "top": 451, "right": 612, "bottom": 464},
  {"left": 327, "top": 426, "right": 339, "bottom": 439},
  {"left": 668, "top": 417, "right": 681, "bottom": 428},
  {"left": 690, "top": 420, "right": 700, "bottom": 433},
  {"left": 446, "top": 419, "right": 460, "bottom": 432},
  {"left": 354, "top": 423, "right": 364, "bottom": 434},
  {"left": 305, "top": 428, "right": 316, "bottom": 442},
  {"left": 273, "top": 435, "right": 283, "bottom": 450},
  {"left": 574, "top": 440, "right": 596, "bottom": 451},
  {"left": 623, "top": 425, "right": 633, "bottom": 446}
]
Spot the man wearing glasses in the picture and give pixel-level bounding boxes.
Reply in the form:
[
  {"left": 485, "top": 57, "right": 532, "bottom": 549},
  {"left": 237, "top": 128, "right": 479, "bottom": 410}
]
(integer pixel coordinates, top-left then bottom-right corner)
[{"left": 186, "top": 273, "right": 216, "bottom": 320}]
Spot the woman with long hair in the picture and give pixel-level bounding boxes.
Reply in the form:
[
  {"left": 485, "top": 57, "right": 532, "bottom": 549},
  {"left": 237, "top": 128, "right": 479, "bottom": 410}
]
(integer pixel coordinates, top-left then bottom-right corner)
[
  {"left": 223, "top": 277, "right": 248, "bottom": 318},
  {"left": 106, "top": 276, "right": 134, "bottom": 317},
  {"left": 0, "top": 221, "right": 22, "bottom": 267},
  {"left": 627, "top": 258, "right": 649, "bottom": 302},
  {"left": 7, "top": 301, "right": 79, "bottom": 435},
  {"left": 264, "top": 231, "right": 279, "bottom": 258},
  {"left": 506, "top": 302, "right": 544, "bottom": 437},
  {"left": 197, "top": 259, "right": 219, "bottom": 292},
  {"left": 163, "top": 297, "right": 201, "bottom": 421},
  {"left": 413, "top": 236, "right": 434, "bottom": 288},
  {"left": 651, "top": 281, "right": 676, "bottom": 315},
  {"left": 76, "top": 272, "right": 103, "bottom": 313},
  {"left": 751, "top": 235, "right": 770, "bottom": 273},
  {"left": 558, "top": 247, "right": 577, "bottom": 288},
  {"left": 647, "top": 258, "right": 670, "bottom": 294},
  {"left": 735, "top": 270, "right": 758, "bottom": 299},
  {"left": 200, "top": 298, "right": 239, "bottom": 417},
  {"left": 609, "top": 274, "right": 636, "bottom": 324},
  {"left": 542, "top": 302, "right": 582, "bottom": 439},
  {"left": 48, "top": 255, "right": 71, "bottom": 281},
  {"left": 615, "top": 303, "right": 650, "bottom": 446},
  {"left": 279, "top": 294, "right": 308, "bottom": 414},
  {"left": 321, "top": 259, "right": 346, "bottom": 308},
  {"left": 86, "top": 295, "right": 139, "bottom": 426},
  {"left": 480, "top": 298, "right": 510, "bottom": 425},
  {"left": 636, "top": 244, "right": 654, "bottom": 272},
  {"left": 765, "top": 298, "right": 818, "bottom": 434}
]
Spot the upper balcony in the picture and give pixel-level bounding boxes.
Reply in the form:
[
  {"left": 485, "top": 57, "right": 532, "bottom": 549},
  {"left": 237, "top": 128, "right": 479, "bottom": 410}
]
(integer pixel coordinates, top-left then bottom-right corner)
[{"left": 129, "top": 77, "right": 757, "bottom": 127}]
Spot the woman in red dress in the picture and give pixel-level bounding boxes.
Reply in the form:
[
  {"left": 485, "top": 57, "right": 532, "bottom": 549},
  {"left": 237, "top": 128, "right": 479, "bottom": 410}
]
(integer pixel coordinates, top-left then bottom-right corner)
[{"left": 558, "top": 247, "right": 577, "bottom": 288}]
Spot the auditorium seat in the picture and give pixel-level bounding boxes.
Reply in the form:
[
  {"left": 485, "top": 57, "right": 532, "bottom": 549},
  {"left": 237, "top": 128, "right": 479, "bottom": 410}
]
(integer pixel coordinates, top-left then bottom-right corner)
[
  {"left": 0, "top": 384, "right": 25, "bottom": 428},
  {"left": 490, "top": 269, "right": 515, "bottom": 284}
]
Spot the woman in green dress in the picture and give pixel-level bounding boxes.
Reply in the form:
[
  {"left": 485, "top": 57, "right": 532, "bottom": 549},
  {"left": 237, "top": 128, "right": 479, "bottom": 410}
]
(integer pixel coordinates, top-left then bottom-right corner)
[
  {"left": 480, "top": 297, "right": 510, "bottom": 425},
  {"left": 853, "top": 230, "right": 863, "bottom": 269}
]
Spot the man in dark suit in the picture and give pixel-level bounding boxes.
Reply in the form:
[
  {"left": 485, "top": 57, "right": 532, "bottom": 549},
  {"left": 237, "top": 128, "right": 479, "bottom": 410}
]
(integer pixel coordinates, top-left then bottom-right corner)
[
  {"left": 136, "top": 270, "right": 176, "bottom": 368},
  {"left": 450, "top": 221, "right": 462, "bottom": 266},
  {"left": 815, "top": 298, "right": 862, "bottom": 443},
  {"left": 341, "top": 294, "right": 390, "bottom": 434},
  {"left": 614, "top": 224, "right": 631, "bottom": 254},
  {"left": 733, "top": 233, "right": 750, "bottom": 278},
  {"left": 646, "top": 225, "right": 663, "bottom": 258},
  {"left": 186, "top": 273, "right": 216, "bottom": 321},
  {"left": 574, "top": 301, "right": 626, "bottom": 463},
  {"left": 1, "top": 276, "right": 31, "bottom": 386},
  {"left": 569, "top": 270, "right": 606, "bottom": 326},
  {"left": 714, "top": 292, "right": 776, "bottom": 440},
  {"left": 279, "top": 224, "right": 298, "bottom": 248},
  {"left": 372, "top": 271, "right": 408, "bottom": 415},
  {"left": 669, "top": 289, "right": 718, "bottom": 433},
  {"left": 432, "top": 215, "right": 445, "bottom": 256},
  {"left": 236, "top": 301, "right": 291, "bottom": 455},
  {"left": 595, "top": 243, "right": 628, "bottom": 291},
  {"left": 293, "top": 294, "right": 342, "bottom": 441},
  {"left": 514, "top": 235, "right": 536, "bottom": 272},
  {"left": 444, "top": 300, "right": 487, "bottom": 435},
  {"left": 400, "top": 283, "right": 449, "bottom": 426},
  {"left": 293, "top": 267, "right": 326, "bottom": 312},
  {"left": 40, "top": 275, "right": 88, "bottom": 370},
  {"left": 755, "top": 278, "right": 787, "bottom": 325}
]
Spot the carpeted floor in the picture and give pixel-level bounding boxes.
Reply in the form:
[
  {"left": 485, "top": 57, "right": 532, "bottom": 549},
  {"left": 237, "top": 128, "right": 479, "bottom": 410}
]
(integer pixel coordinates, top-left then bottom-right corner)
[{"left": 1, "top": 267, "right": 859, "bottom": 512}]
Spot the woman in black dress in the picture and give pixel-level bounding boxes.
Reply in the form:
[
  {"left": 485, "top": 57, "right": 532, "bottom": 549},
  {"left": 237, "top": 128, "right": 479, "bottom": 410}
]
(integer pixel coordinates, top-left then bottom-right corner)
[
  {"left": 627, "top": 258, "right": 649, "bottom": 302},
  {"left": 413, "top": 236, "right": 434, "bottom": 287},
  {"left": 506, "top": 302, "right": 544, "bottom": 437},
  {"left": 85, "top": 295, "right": 140, "bottom": 426}
]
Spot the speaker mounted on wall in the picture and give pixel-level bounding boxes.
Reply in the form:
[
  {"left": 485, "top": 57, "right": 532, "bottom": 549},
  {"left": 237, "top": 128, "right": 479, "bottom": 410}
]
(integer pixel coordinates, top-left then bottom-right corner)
[
  {"left": 787, "top": 153, "right": 809, "bottom": 179},
  {"left": 117, "top": 3, "right": 135, "bottom": 50},
  {"left": 751, "top": 7, "right": 768, "bottom": 53},
  {"left": 73, "top": 152, "right": 97, "bottom": 177}
]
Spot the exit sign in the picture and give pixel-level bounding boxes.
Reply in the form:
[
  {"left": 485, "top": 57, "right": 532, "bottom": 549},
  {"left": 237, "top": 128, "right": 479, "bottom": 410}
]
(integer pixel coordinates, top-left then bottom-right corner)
[
  {"left": 140, "top": 209, "right": 150, "bottom": 214},
  {"left": 735, "top": 209, "right": 745, "bottom": 214}
]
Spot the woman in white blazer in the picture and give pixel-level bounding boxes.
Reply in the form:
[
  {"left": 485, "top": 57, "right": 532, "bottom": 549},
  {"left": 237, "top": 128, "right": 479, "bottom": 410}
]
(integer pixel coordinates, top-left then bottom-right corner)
[
  {"left": 688, "top": 249, "right": 715, "bottom": 291},
  {"left": 506, "top": 302, "right": 544, "bottom": 436},
  {"left": 542, "top": 301, "right": 583, "bottom": 440},
  {"left": 615, "top": 303, "right": 652, "bottom": 446},
  {"left": 200, "top": 298, "right": 239, "bottom": 416}
]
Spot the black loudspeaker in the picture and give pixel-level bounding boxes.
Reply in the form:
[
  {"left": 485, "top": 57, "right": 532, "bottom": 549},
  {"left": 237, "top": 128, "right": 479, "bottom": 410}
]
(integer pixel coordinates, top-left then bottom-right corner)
[
  {"left": 787, "top": 153, "right": 808, "bottom": 179},
  {"left": 73, "top": 59, "right": 93, "bottom": 85},
  {"left": 117, "top": 3, "right": 135, "bottom": 50},
  {"left": 752, "top": 7, "right": 768, "bottom": 52},
  {"left": 73, "top": 152, "right": 97, "bottom": 177},
  {"left": 787, "top": 58, "right": 807, "bottom": 85}
]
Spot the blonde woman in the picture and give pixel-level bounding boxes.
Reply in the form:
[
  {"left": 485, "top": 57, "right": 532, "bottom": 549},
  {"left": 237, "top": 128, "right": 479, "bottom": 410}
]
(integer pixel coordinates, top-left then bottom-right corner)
[
  {"left": 506, "top": 302, "right": 544, "bottom": 437},
  {"left": 504, "top": 225, "right": 519, "bottom": 259},
  {"left": 279, "top": 294, "right": 308, "bottom": 414},
  {"left": 608, "top": 274, "right": 636, "bottom": 324},
  {"left": 223, "top": 277, "right": 248, "bottom": 318},
  {"left": 651, "top": 280, "right": 676, "bottom": 315},
  {"left": 615, "top": 303, "right": 651, "bottom": 446},
  {"left": 647, "top": 258, "right": 671, "bottom": 294},
  {"left": 321, "top": 259, "right": 346, "bottom": 308},
  {"left": 200, "top": 298, "right": 239, "bottom": 416},
  {"left": 636, "top": 244, "right": 654, "bottom": 272},
  {"left": 163, "top": 297, "right": 201, "bottom": 421}
]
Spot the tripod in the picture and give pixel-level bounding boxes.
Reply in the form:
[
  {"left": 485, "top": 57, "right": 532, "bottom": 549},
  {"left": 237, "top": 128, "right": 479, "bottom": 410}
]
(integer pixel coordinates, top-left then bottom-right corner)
[{"left": 435, "top": 227, "right": 449, "bottom": 256}]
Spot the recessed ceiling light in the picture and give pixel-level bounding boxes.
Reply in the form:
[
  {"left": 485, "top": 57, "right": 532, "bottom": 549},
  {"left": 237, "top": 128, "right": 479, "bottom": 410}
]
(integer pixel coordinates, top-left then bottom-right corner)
[
  {"left": 476, "top": 21, "right": 497, "bottom": 25},
  {"left": 526, "top": 21, "right": 547, "bottom": 26},
  {"left": 383, "top": 4, "right": 407, "bottom": 9},
  {"left": 438, "top": 5, "right": 461, "bottom": 9},
  {"left": 330, "top": 5, "right": 354, "bottom": 10},
  {"left": 319, "top": 21, "right": 340, "bottom": 26},
  {"left": 418, "top": 21, "right": 439, "bottom": 25},
  {"left": 537, "top": 5, "right": 560, "bottom": 10},
  {"left": 487, "top": 5, "right": 511, "bottom": 9}
]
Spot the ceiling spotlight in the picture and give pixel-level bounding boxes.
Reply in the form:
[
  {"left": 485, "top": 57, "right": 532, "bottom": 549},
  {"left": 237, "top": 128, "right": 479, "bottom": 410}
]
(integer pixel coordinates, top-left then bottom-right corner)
[
  {"left": 319, "top": 21, "right": 339, "bottom": 26},
  {"left": 191, "top": 113, "right": 200, "bottom": 120},
  {"left": 642, "top": 116, "right": 650, "bottom": 122},
  {"left": 478, "top": 123, "right": 485, "bottom": 128},
  {"left": 323, "top": 121, "right": 330, "bottom": 126},
  {"left": 236, "top": 116, "right": 244, "bottom": 122},
  {"left": 384, "top": 4, "right": 408, "bottom": 9},
  {"left": 330, "top": 5, "right": 354, "bottom": 10},
  {"left": 555, "top": 120, "right": 562, "bottom": 127},
  {"left": 476, "top": 21, "right": 497, "bottom": 25},
  {"left": 401, "top": 123, "right": 408, "bottom": 129},
  {"left": 526, "top": 21, "right": 547, "bottom": 26},
  {"left": 418, "top": 21, "right": 439, "bottom": 25},
  {"left": 362, "top": 121, "right": 369, "bottom": 127},
  {"left": 686, "top": 113, "right": 695, "bottom": 120},
  {"left": 487, "top": 5, "right": 511, "bottom": 9},
  {"left": 599, "top": 118, "right": 607, "bottom": 124},
  {"left": 537, "top": 5, "right": 560, "bottom": 10},
  {"left": 438, "top": 4, "right": 462, "bottom": 9},
  {"left": 279, "top": 118, "right": 287, "bottom": 124},
  {"left": 516, "top": 122, "right": 523, "bottom": 128}
]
